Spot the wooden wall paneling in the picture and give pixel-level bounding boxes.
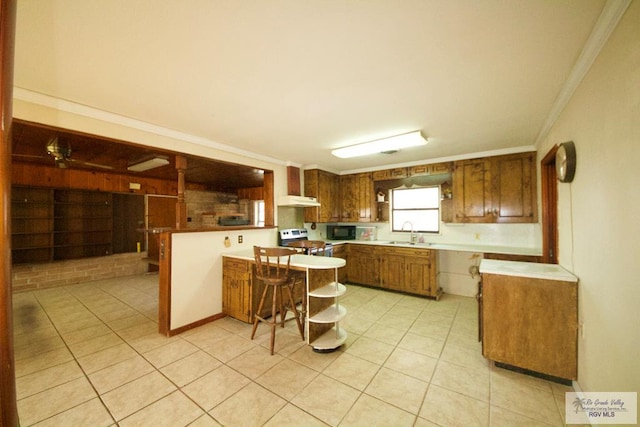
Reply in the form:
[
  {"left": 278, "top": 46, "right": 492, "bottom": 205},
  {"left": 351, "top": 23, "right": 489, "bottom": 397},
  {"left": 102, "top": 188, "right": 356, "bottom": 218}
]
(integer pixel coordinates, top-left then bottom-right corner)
[
  {"left": 1, "top": 0, "right": 19, "bottom": 424},
  {"left": 11, "top": 162, "right": 180, "bottom": 196},
  {"left": 237, "top": 187, "right": 264, "bottom": 200}
]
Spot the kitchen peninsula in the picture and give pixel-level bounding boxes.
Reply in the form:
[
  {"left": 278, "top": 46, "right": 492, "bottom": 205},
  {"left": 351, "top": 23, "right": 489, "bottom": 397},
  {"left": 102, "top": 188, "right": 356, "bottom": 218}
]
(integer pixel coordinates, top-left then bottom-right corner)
[{"left": 223, "top": 250, "right": 347, "bottom": 350}]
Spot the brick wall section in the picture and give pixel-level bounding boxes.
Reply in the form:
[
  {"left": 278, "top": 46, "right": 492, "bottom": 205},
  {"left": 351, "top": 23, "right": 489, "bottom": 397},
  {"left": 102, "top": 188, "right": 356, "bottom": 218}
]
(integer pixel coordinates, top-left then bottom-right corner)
[
  {"left": 12, "top": 252, "right": 149, "bottom": 293},
  {"left": 186, "top": 189, "right": 250, "bottom": 228}
]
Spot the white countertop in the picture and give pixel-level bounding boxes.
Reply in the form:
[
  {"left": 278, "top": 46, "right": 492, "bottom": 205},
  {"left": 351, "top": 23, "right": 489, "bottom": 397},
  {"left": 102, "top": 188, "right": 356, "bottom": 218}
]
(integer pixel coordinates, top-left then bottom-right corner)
[
  {"left": 224, "top": 249, "right": 346, "bottom": 269},
  {"left": 328, "top": 240, "right": 542, "bottom": 257},
  {"left": 479, "top": 259, "right": 578, "bottom": 282}
]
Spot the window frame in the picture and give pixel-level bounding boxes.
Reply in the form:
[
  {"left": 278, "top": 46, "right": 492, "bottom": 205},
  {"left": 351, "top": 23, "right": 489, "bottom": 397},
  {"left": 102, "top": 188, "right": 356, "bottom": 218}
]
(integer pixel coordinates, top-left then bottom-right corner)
[{"left": 390, "top": 185, "right": 441, "bottom": 234}]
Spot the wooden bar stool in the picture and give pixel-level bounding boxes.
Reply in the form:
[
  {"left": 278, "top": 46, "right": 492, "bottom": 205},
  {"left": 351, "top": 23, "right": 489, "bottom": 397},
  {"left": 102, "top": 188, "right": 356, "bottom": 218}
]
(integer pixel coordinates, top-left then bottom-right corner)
[
  {"left": 250, "top": 246, "right": 305, "bottom": 355},
  {"left": 287, "top": 240, "right": 327, "bottom": 256}
]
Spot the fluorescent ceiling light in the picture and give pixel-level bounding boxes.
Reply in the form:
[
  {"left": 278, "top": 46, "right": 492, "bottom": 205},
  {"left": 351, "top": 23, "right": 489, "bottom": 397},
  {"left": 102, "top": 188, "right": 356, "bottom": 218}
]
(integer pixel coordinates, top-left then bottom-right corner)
[
  {"left": 127, "top": 157, "right": 170, "bottom": 172},
  {"left": 331, "top": 131, "right": 428, "bottom": 159}
]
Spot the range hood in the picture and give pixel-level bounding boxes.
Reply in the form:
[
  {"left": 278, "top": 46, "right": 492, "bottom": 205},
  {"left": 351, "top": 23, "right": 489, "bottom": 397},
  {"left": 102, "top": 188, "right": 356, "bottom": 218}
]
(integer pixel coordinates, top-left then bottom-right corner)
[{"left": 277, "top": 195, "right": 320, "bottom": 207}]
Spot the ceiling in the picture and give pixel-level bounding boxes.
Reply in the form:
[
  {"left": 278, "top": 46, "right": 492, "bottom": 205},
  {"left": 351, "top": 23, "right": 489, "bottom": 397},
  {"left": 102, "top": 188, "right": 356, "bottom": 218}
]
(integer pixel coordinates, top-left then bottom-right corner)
[{"left": 13, "top": 0, "right": 608, "bottom": 174}]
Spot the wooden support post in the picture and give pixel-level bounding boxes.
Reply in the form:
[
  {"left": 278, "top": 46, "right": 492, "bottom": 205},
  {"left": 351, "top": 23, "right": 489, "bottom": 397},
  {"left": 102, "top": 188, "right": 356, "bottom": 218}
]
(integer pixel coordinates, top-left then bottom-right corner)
[{"left": 175, "top": 155, "right": 187, "bottom": 229}]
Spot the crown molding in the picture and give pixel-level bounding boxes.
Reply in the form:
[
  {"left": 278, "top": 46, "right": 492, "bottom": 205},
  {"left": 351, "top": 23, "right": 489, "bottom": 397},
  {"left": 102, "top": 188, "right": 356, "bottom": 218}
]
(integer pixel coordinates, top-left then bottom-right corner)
[
  {"left": 13, "top": 87, "right": 288, "bottom": 167},
  {"left": 339, "top": 145, "right": 537, "bottom": 175},
  {"left": 534, "top": 0, "right": 632, "bottom": 146}
]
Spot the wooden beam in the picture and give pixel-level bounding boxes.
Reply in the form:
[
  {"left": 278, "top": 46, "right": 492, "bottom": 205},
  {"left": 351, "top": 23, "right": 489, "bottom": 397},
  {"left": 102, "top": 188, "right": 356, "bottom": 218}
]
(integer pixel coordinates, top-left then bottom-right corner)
[{"left": 175, "top": 155, "right": 187, "bottom": 229}]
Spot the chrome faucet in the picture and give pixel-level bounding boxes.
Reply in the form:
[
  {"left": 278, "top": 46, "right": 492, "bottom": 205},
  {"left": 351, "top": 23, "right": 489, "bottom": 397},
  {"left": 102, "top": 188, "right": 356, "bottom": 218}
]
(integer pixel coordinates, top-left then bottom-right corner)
[{"left": 401, "top": 221, "right": 417, "bottom": 243}]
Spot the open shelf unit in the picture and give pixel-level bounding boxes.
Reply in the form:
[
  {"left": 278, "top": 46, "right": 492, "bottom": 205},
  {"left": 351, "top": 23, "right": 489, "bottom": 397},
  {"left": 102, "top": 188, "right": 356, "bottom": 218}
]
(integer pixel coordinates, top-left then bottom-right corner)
[
  {"left": 11, "top": 187, "right": 113, "bottom": 263},
  {"left": 306, "top": 270, "right": 348, "bottom": 351}
]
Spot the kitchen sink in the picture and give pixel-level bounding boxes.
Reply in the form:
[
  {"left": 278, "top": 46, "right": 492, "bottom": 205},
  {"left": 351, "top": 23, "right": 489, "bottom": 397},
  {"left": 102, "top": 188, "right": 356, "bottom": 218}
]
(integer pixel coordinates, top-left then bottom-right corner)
[{"left": 379, "top": 241, "right": 433, "bottom": 247}]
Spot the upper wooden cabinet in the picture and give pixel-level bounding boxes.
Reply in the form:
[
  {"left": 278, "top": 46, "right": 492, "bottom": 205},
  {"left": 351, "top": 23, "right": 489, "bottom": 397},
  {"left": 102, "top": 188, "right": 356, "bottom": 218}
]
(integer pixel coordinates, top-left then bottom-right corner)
[
  {"left": 372, "top": 168, "right": 408, "bottom": 180},
  {"left": 304, "top": 169, "right": 340, "bottom": 223},
  {"left": 371, "top": 162, "right": 453, "bottom": 181},
  {"left": 407, "top": 162, "right": 453, "bottom": 177},
  {"left": 339, "top": 173, "right": 374, "bottom": 222},
  {"left": 452, "top": 152, "right": 537, "bottom": 223},
  {"left": 357, "top": 173, "right": 373, "bottom": 222}
]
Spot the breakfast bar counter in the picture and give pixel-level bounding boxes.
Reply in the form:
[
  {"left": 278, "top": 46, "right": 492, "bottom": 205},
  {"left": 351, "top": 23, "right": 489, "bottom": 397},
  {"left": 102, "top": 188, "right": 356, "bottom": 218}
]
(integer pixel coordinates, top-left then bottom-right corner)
[
  {"left": 222, "top": 250, "right": 347, "bottom": 350},
  {"left": 223, "top": 249, "right": 345, "bottom": 270}
]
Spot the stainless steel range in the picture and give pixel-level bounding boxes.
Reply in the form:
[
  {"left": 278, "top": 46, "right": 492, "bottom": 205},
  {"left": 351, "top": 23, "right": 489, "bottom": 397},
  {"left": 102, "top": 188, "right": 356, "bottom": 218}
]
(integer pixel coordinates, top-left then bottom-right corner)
[{"left": 278, "top": 228, "right": 333, "bottom": 256}]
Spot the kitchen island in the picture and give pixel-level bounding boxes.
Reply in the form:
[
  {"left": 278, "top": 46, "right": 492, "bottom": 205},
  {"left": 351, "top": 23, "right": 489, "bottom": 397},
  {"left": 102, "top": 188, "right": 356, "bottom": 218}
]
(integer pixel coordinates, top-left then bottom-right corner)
[
  {"left": 479, "top": 259, "right": 578, "bottom": 382},
  {"left": 223, "top": 250, "right": 347, "bottom": 350}
]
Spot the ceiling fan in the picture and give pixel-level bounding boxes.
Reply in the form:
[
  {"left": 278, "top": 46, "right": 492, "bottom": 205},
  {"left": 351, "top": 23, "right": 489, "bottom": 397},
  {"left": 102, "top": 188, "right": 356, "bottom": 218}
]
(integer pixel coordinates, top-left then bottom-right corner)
[{"left": 15, "top": 137, "right": 113, "bottom": 170}]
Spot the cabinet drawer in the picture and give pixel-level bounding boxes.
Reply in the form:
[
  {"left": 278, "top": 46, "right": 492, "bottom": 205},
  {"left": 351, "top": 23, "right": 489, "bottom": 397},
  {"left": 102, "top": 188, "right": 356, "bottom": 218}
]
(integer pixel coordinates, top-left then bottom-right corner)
[
  {"left": 372, "top": 168, "right": 408, "bottom": 180},
  {"left": 223, "top": 258, "right": 250, "bottom": 276},
  {"left": 380, "top": 246, "right": 432, "bottom": 258}
]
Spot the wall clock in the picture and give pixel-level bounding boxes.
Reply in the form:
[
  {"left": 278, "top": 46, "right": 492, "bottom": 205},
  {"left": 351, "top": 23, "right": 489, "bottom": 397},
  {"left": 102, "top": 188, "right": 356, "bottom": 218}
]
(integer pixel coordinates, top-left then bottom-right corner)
[{"left": 556, "top": 141, "right": 576, "bottom": 183}]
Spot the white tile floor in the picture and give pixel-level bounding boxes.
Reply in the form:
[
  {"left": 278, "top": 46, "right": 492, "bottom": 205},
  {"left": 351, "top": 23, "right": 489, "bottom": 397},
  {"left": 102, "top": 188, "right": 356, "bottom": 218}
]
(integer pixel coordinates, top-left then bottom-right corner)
[{"left": 12, "top": 274, "right": 573, "bottom": 426}]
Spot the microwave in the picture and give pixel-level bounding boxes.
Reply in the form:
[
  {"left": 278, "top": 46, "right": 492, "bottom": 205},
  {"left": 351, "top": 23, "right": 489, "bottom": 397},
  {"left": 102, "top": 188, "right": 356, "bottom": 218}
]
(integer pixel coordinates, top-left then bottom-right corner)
[{"left": 326, "top": 224, "right": 356, "bottom": 240}]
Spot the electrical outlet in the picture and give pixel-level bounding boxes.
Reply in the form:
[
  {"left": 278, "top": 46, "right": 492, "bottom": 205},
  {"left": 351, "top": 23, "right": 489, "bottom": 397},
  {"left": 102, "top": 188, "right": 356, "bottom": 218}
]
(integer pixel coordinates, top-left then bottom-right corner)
[
  {"left": 238, "top": 235, "right": 243, "bottom": 244},
  {"left": 579, "top": 320, "right": 585, "bottom": 339},
  {"left": 475, "top": 233, "right": 480, "bottom": 240}
]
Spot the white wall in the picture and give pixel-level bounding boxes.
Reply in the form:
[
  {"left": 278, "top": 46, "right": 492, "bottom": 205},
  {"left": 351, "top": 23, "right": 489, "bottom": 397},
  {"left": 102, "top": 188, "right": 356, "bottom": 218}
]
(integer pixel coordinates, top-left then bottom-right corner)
[
  {"left": 170, "top": 228, "right": 276, "bottom": 330},
  {"left": 538, "top": 0, "right": 639, "bottom": 394}
]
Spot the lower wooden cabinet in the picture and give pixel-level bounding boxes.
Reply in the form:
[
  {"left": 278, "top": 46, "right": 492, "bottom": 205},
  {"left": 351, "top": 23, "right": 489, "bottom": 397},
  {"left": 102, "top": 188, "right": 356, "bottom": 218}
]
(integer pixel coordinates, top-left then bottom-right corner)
[
  {"left": 348, "top": 244, "right": 441, "bottom": 299},
  {"left": 222, "top": 256, "right": 306, "bottom": 324},
  {"left": 380, "top": 253, "right": 405, "bottom": 291},
  {"left": 481, "top": 271, "right": 578, "bottom": 380},
  {"left": 347, "top": 245, "right": 380, "bottom": 287},
  {"left": 222, "top": 257, "right": 253, "bottom": 323}
]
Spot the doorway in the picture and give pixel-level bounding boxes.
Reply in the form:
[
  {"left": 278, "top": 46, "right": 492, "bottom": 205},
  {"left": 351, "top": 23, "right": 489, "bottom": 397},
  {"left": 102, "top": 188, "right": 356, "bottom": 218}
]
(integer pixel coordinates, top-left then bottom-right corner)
[{"left": 541, "top": 146, "right": 559, "bottom": 264}]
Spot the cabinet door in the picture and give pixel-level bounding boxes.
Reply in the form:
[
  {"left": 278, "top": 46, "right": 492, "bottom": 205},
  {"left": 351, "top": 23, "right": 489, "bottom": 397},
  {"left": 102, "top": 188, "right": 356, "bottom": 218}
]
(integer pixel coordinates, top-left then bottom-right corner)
[
  {"left": 453, "top": 159, "right": 493, "bottom": 222},
  {"left": 372, "top": 168, "right": 407, "bottom": 180},
  {"left": 303, "top": 169, "right": 319, "bottom": 223},
  {"left": 482, "top": 273, "right": 577, "bottom": 380},
  {"left": 404, "top": 255, "right": 432, "bottom": 296},
  {"left": 357, "top": 173, "right": 373, "bottom": 222},
  {"left": 347, "top": 246, "right": 379, "bottom": 286},
  {"left": 380, "top": 254, "right": 405, "bottom": 291},
  {"left": 222, "top": 258, "right": 252, "bottom": 323},
  {"left": 340, "top": 175, "right": 359, "bottom": 222},
  {"left": 304, "top": 169, "right": 340, "bottom": 223},
  {"left": 320, "top": 170, "right": 340, "bottom": 222},
  {"left": 492, "top": 153, "right": 537, "bottom": 223}
]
